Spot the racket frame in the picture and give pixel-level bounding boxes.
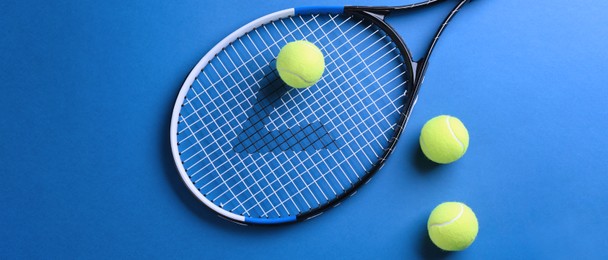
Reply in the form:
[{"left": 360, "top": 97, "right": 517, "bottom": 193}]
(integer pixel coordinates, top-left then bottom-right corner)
[{"left": 170, "top": 0, "right": 471, "bottom": 225}]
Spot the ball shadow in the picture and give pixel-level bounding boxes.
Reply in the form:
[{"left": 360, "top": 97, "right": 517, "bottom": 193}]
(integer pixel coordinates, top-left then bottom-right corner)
[
  {"left": 417, "top": 218, "right": 453, "bottom": 260},
  {"left": 411, "top": 142, "right": 441, "bottom": 174}
]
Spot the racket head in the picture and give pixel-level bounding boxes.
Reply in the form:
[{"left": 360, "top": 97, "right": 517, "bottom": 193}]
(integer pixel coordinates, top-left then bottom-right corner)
[{"left": 170, "top": 7, "right": 415, "bottom": 224}]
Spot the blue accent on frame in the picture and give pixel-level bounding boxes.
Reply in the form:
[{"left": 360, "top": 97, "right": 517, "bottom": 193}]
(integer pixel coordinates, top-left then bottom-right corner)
[
  {"left": 295, "top": 6, "right": 344, "bottom": 15},
  {"left": 245, "top": 216, "right": 296, "bottom": 224}
]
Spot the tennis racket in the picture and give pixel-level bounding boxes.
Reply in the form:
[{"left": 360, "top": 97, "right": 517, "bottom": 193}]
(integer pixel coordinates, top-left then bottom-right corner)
[{"left": 171, "top": 0, "right": 474, "bottom": 225}]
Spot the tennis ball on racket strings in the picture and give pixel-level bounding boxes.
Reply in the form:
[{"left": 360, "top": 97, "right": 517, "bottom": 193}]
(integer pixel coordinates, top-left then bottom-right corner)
[
  {"left": 276, "top": 40, "right": 325, "bottom": 88},
  {"left": 428, "top": 202, "right": 478, "bottom": 251},
  {"left": 419, "top": 115, "right": 469, "bottom": 164}
]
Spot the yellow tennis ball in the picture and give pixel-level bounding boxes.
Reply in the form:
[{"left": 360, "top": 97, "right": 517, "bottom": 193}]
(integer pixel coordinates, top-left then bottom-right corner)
[
  {"left": 276, "top": 40, "right": 325, "bottom": 88},
  {"left": 427, "top": 202, "right": 479, "bottom": 251},
  {"left": 419, "top": 115, "right": 469, "bottom": 164}
]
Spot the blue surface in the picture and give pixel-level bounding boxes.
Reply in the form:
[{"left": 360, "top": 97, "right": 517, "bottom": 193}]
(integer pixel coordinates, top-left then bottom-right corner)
[{"left": 1, "top": 0, "right": 607, "bottom": 259}]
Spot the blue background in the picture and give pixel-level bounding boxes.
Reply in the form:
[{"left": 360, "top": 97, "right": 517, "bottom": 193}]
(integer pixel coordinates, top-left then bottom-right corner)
[{"left": 1, "top": 0, "right": 607, "bottom": 259}]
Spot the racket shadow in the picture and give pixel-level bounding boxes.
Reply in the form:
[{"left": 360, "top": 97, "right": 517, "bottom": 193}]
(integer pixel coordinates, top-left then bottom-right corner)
[{"left": 232, "top": 65, "right": 338, "bottom": 154}]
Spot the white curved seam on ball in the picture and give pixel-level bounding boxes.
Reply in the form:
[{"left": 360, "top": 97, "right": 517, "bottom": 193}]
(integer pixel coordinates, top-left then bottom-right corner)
[
  {"left": 446, "top": 116, "right": 465, "bottom": 153},
  {"left": 278, "top": 68, "right": 316, "bottom": 84},
  {"left": 429, "top": 204, "right": 464, "bottom": 227}
]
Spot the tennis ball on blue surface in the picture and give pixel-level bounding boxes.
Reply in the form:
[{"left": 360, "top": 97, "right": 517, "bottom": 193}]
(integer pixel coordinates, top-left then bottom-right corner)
[
  {"left": 276, "top": 40, "right": 325, "bottom": 88},
  {"left": 427, "top": 202, "right": 478, "bottom": 251},
  {"left": 419, "top": 115, "right": 469, "bottom": 164}
]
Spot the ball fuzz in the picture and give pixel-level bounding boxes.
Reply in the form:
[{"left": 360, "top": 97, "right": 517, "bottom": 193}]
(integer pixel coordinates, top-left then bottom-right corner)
[
  {"left": 427, "top": 202, "right": 478, "bottom": 251},
  {"left": 276, "top": 40, "right": 325, "bottom": 88},
  {"left": 419, "top": 115, "right": 469, "bottom": 164}
]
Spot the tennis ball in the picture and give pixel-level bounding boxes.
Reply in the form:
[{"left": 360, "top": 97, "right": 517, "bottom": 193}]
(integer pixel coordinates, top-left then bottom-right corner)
[
  {"left": 427, "top": 202, "right": 478, "bottom": 251},
  {"left": 276, "top": 40, "right": 325, "bottom": 88},
  {"left": 419, "top": 115, "right": 469, "bottom": 164}
]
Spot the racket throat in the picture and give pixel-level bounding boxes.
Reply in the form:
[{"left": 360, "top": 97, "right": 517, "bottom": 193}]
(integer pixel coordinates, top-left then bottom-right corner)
[{"left": 411, "top": 59, "right": 429, "bottom": 88}]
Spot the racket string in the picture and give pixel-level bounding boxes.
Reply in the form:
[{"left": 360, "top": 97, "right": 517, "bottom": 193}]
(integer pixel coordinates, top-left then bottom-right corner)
[
  {"left": 306, "top": 14, "right": 400, "bottom": 120},
  {"left": 205, "top": 48, "right": 307, "bottom": 215},
  {"left": 179, "top": 99, "right": 253, "bottom": 216},
  {"left": 197, "top": 71, "right": 294, "bottom": 217},
  {"left": 245, "top": 18, "right": 338, "bottom": 206}
]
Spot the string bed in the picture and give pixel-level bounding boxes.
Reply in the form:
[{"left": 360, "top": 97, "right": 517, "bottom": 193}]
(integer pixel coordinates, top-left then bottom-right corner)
[{"left": 176, "top": 13, "right": 408, "bottom": 219}]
